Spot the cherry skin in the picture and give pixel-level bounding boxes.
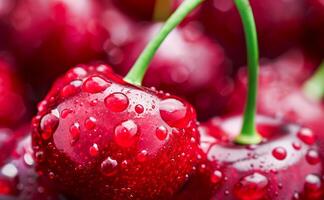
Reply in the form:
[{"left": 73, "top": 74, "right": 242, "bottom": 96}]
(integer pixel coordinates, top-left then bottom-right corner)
[
  {"left": 175, "top": 115, "right": 323, "bottom": 200},
  {"left": 115, "top": 23, "right": 233, "bottom": 120},
  {"left": 0, "top": 59, "right": 27, "bottom": 127},
  {"left": 200, "top": 0, "right": 305, "bottom": 66},
  {"left": 5, "top": 0, "right": 108, "bottom": 96},
  {"left": 32, "top": 64, "right": 200, "bottom": 199},
  {"left": 0, "top": 134, "right": 64, "bottom": 200}
]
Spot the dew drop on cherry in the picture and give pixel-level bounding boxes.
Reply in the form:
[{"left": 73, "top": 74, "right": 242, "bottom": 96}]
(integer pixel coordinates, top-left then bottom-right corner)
[
  {"left": 306, "top": 150, "right": 320, "bottom": 165},
  {"left": 297, "top": 128, "right": 315, "bottom": 145},
  {"left": 40, "top": 113, "right": 59, "bottom": 140},
  {"left": 89, "top": 143, "right": 99, "bottom": 157},
  {"left": 156, "top": 126, "right": 168, "bottom": 140},
  {"left": 137, "top": 150, "right": 148, "bottom": 162},
  {"left": 85, "top": 117, "right": 97, "bottom": 130},
  {"left": 159, "top": 98, "right": 189, "bottom": 128},
  {"left": 104, "top": 92, "right": 129, "bottom": 112},
  {"left": 210, "top": 170, "right": 223, "bottom": 184},
  {"left": 61, "top": 109, "right": 73, "bottom": 119},
  {"left": 272, "top": 147, "right": 287, "bottom": 160},
  {"left": 303, "top": 174, "right": 322, "bottom": 199},
  {"left": 61, "top": 81, "right": 82, "bottom": 98},
  {"left": 234, "top": 173, "right": 269, "bottom": 200},
  {"left": 114, "top": 120, "right": 139, "bottom": 148},
  {"left": 101, "top": 157, "right": 118, "bottom": 176},
  {"left": 69, "top": 122, "right": 80, "bottom": 143},
  {"left": 82, "top": 76, "right": 110, "bottom": 93},
  {"left": 292, "top": 141, "right": 301, "bottom": 150},
  {"left": 135, "top": 104, "right": 144, "bottom": 114}
]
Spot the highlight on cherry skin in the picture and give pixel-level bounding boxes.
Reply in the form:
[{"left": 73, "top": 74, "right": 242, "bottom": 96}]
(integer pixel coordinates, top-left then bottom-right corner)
[
  {"left": 175, "top": 115, "right": 323, "bottom": 200},
  {"left": 32, "top": 64, "right": 200, "bottom": 200}
]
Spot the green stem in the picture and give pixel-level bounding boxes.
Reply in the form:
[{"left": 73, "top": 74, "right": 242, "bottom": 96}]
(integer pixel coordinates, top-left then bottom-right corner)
[
  {"left": 234, "top": 0, "right": 262, "bottom": 145},
  {"left": 124, "top": 0, "right": 203, "bottom": 86},
  {"left": 303, "top": 61, "right": 324, "bottom": 101},
  {"left": 153, "top": 0, "right": 172, "bottom": 21}
]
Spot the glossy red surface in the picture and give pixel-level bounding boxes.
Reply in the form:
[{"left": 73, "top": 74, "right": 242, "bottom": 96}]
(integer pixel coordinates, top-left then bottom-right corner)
[{"left": 32, "top": 64, "right": 200, "bottom": 199}]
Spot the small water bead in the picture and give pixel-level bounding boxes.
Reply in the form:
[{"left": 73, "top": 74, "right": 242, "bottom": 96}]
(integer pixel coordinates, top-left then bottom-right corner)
[
  {"left": 105, "top": 93, "right": 129, "bottom": 112},
  {"left": 114, "top": 120, "right": 139, "bottom": 148},
  {"left": 159, "top": 98, "right": 190, "bottom": 128},
  {"left": 90, "top": 99, "right": 98, "bottom": 106},
  {"left": 303, "top": 174, "right": 322, "bottom": 198},
  {"left": 297, "top": 128, "right": 315, "bottom": 145},
  {"left": 89, "top": 143, "right": 99, "bottom": 157},
  {"left": 306, "top": 150, "right": 320, "bottom": 165},
  {"left": 85, "top": 117, "right": 97, "bottom": 130},
  {"left": 156, "top": 126, "right": 168, "bottom": 140},
  {"left": 137, "top": 150, "right": 148, "bottom": 162},
  {"left": 134, "top": 104, "right": 144, "bottom": 114},
  {"left": 61, "top": 109, "right": 73, "bottom": 119},
  {"left": 67, "top": 67, "right": 87, "bottom": 80},
  {"left": 292, "top": 141, "right": 302, "bottom": 150},
  {"left": 272, "top": 147, "right": 287, "bottom": 160},
  {"left": 82, "top": 76, "right": 111, "bottom": 93},
  {"left": 210, "top": 170, "right": 223, "bottom": 184},
  {"left": 23, "top": 153, "right": 34, "bottom": 166},
  {"left": 69, "top": 122, "right": 80, "bottom": 143},
  {"left": 234, "top": 173, "right": 269, "bottom": 200},
  {"left": 40, "top": 113, "right": 59, "bottom": 140},
  {"left": 101, "top": 157, "right": 118, "bottom": 176},
  {"left": 35, "top": 150, "right": 45, "bottom": 162}
]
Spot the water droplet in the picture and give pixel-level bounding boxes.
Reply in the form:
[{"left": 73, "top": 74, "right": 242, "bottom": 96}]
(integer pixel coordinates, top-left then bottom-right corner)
[
  {"left": 137, "top": 150, "right": 148, "bottom": 162},
  {"left": 159, "top": 98, "right": 190, "bottom": 128},
  {"left": 156, "top": 126, "right": 168, "bottom": 140},
  {"left": 90, "top": 99, "right": 98, "bottom": 106},
  {"left": 61, "top": 109, "right": 73, "bottom": 119},
  {"left": 297, "top": 128, "right": 315, "bottom": 145},
  {"left": 69, "top": 122, "right": 80, "bottom": 143},
  {"left": 105, "top": 92, "right": 129, "bottom": 112},
  {"left": 61, "top": 81, "right": 82, "bottom": 98},
  {"left": 1, "top": 164, "right": 18, "bottom": 178},
  {"left": 306, "top": 149, "right": 320, "bottom": 165},
  {"left": 89, "top": 143, "right": 99, "bottom": 157},
  {"left": 303, "top": 174, "right": 322, "bottom": 199},
  {"left": 210, "top": 170, "right": 223, "bottom": 184},
  {"left": 23, "top": 153, "right": 34, "bottom": 166},
  {"left": 82, "top": 76, "right": 111, "bottom": 93},
  {"left": 40, "top": 113, "right": 59, "bottom": 140},
  {"left": 35, "top": 151, "right": 45, "bottom": 162},
  {"left": 135, "top": 104, "right": 144, "bottom": 114},
  {"left": 101, "top": 157, "right": 118, "bottom": 176},
  {"left": 234, "top": 173, "right": 269, "bottom": 200},
  {"left": 292, "top": 141, "right": 301, "bottom": 150},
  {"left": 114, "top": 120, "right": 139, "bottom": 148},
  {"left": 272, "top": 147, "right": 287, "bottom": 160},
  {"left": 85, "top": 117, "right": 97, "bottom": 130}
]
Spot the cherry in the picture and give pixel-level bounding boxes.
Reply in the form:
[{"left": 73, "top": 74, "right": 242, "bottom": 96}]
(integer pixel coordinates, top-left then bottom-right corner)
[
  {"left": 0, "top": 133, "right": 64, "bottom": 200},
  {"left": 116, "top": 23, "right": 232, "bottom": 120},
  {"left": 0, "top": 59, "right": 27, "bottom": 127},
  {"left": 32, "top": 64, "right": 199, "bottom": 199},
  {"left": 200, "top": 0, "right": 305, "bottom": 66},
  {"left": 5, "top": 0, "right": 108, "bottom": 96},
  {"left": 176, "top": 115, "right": 323, "bottom": 200}
]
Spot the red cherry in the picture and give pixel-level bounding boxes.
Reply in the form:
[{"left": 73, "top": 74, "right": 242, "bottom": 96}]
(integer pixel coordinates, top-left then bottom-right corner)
[
  {"left": 32, "top": 64, "right": 200, "bottom": 199},
  {"left": 115, "top": 24, "right": 232, "bottom": 120},
  {"left": 0, "top": 59, "right": 27, "bottom": 127},
  {"left": 176, "top": 115, "right": 323, "bottom": 200},
  {"left": 200, "top": 0, "right": 305, "bottom": 66}
]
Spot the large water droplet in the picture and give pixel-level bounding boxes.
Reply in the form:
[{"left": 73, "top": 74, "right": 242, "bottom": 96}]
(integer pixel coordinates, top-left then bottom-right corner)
[
  {"left": 61, "top": 109, "right": 73, "bottom": 119},
  {"left": 135, "top": 104, "right": 144, "bottom": 114},
  {"left": 303, "top": 174, "right": 322, "bottom": 199},
  {"left": 82, "top": 76, "right": 111, "bottom": 93},
  {"left": 234, "top": 173, "right": 269, "bottom": 200},
  {"left": 155, "top": 126, "right": 168, "bottom": 140},
  {"left": 114, "top": 120, "right": 139, "bottom": 148},
  {"left": 61, "top": 80, "right": 82, "bottom": 98},
  {"left": 40, "top": 113, "right": 59, "bottom": 140},
  {"left": 297, "top": 128, "right": 315, "bottom": 145},
  {"left": 101, "top": 157, "right": 118, "bottom": 176},
  {"left": 105, "top": 92, "right": 129, "bottom": 112},
  {"left": 210, "top": 170, "right": 223, "bottom": 184},
  {"left": 272, "top": 147, "right": 287, "bottom": 160},
  {"left": 306, "top": 149, "right": 320, "bottom": 165},
  {"left": 159, "top": 98, "right": 190, "bottom": 128},
  {"left": 85, "top": 117, "right": 97, "bottom": 130},
  {"left": 89, "top": 143, "right": 99, "bottom": 157}
]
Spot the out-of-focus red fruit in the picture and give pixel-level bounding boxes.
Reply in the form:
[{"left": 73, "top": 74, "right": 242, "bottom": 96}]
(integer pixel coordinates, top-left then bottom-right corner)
[
  {"left": 115, "top": 24, "right": 233, "bottom": 120},
  {"left": 176, "top": 116, "right": 323, "bottom": 200},
  {"left": 304, "top": 0, "right": 324, "bottom": 58},
  {"left": 226, "top": 50, "right": 324, "bottom": 161},
  {"left": 200, "top": 0, "right": 306, "bottom": 66},
  {"left": 32, "top": 64, "right": 200, "bottom": 199},
  {"left": 7, "top": 0, "right": 108, "bottom": 95},
  {"left": 0, "top": 59, "right": 26, "bottom": 127},
  {"left": 0, "top": 133, "right": 64, "bottom": 200}
]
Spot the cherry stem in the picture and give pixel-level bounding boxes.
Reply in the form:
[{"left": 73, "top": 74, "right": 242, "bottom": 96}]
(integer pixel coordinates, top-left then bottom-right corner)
[
  {"left": 153, "top": 0, "right": 172, "bottom": 21},
  {"left": 124, "top": 0, "right": 203, "bottom": 86},
  {"left": 234, "top": 0, "right": 262, "bottom": 145},
  {"left": 303, "top": 61, "right": 324, "bottom": 101}
]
